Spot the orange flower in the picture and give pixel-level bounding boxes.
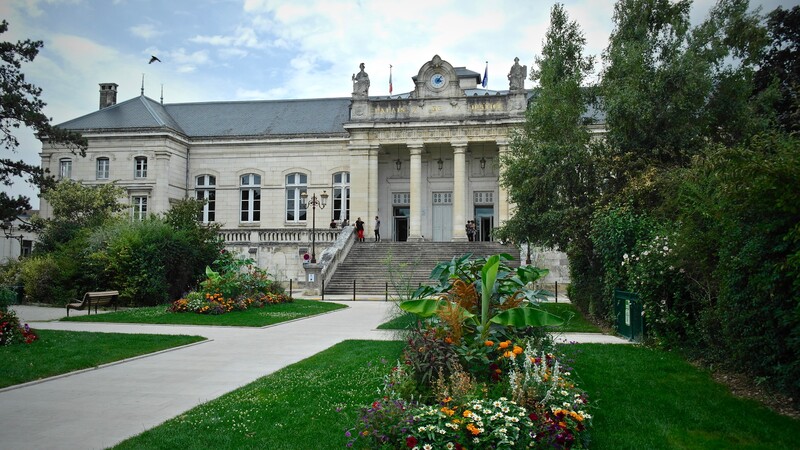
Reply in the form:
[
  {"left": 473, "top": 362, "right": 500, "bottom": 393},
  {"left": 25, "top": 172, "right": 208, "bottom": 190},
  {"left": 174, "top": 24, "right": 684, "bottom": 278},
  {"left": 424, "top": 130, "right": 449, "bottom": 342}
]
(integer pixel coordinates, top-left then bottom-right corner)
[
  {"left": 558, "top": 421, "right": 567, "bottom": 428},
  {"left": 466, "top": 423, "right": 481, "bottom": 435},
  {"left": 484, "top": 340, "right": 494, "bottom": 347},
  {"left": 503, "top": 350, "right": 514, "bottom": 358},
  {"left": 443, "top": 396, "right": 452, "bottom": 404},
  {"left": 513, "top": 346, "right": 523, "bottom": 355},
  {"left": 441, "top": 407, "right": 455, "bottom": 416},
  {"left": 462, "top": 409, "right": 472, "bottom": 417},
  {"left": 499, "top": 341, "right": 510, "bottom": 349},
  {"left": 445, "top": 337, "right": 454, "bottom": 344}
]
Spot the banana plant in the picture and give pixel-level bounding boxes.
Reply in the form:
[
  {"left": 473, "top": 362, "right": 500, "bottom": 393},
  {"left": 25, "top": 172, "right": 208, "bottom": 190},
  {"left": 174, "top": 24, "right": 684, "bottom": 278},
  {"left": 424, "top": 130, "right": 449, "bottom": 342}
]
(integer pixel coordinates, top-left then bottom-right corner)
[{"left": 400, "top": 254, "right": 564, "bottom": 340}]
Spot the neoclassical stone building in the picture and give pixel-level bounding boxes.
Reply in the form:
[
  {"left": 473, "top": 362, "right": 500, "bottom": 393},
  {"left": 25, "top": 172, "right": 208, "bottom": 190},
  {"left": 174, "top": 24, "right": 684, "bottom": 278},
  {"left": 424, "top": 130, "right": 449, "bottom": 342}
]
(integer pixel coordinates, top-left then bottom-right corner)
[{"left": 40, "top": 55, "right": 580, "bottom": 281}]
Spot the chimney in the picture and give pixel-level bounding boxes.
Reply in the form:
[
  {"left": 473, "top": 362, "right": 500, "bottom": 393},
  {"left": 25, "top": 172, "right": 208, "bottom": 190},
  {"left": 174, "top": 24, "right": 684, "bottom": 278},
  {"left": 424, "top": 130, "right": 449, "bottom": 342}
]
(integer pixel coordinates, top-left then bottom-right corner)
[{"left": 99, "top": 83, "right": 118, "bottom": 109}]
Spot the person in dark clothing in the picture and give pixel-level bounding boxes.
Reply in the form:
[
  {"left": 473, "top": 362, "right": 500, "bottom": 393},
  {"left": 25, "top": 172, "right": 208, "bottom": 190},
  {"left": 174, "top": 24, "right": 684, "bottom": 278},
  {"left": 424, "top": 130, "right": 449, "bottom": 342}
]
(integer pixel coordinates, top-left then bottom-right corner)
[
  {"left": 355, "top": 217, "right": 365, "bottom": 242},
  {"left": 374, "top": 216, "right": 381, "bottom": 242}
]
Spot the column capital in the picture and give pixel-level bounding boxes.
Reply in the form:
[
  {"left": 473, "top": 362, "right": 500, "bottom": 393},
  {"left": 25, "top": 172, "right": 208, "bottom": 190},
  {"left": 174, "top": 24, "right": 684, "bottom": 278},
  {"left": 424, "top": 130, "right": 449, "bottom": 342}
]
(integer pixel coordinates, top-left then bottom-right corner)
[
  {"left": 450, "top": 139, "right": 469, "bottom": 149},
  {"left": 407, "top": 141, "right": 424, "bottom": 155},
  {"left": 496, "top": 138, "right": 510, "bottom": 147}
]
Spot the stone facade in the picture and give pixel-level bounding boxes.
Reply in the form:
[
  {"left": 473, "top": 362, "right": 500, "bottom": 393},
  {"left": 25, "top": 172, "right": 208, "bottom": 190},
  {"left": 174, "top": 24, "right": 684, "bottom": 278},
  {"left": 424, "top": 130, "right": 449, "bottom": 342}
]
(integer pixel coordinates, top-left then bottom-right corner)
[{"left": 40, "top": 55, "right": 587, "bottom": 282}]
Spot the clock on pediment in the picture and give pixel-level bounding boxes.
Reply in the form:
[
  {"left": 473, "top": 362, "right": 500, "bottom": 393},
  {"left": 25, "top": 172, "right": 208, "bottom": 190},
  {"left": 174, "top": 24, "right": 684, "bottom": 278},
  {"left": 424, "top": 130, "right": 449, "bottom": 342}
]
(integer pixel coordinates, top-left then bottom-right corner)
[
  {"left": 415, "top": 54, "right": 459, "bottom": 98},
  {"left": 429, "top": 72, "right": 447, "bottom": 90}
]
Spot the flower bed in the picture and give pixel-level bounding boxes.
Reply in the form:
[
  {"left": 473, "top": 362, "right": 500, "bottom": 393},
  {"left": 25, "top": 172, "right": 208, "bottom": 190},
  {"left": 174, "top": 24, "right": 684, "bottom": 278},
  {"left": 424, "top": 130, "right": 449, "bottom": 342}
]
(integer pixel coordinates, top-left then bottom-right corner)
[
  {"left": 346, "top": 255, "right": 592, "bottom": 449},
  {"left": 0, "top": 308, "right": 37, "bottom": 345},
  {"left": 169, "top": 252, "right": 291, "bottom": 315}
]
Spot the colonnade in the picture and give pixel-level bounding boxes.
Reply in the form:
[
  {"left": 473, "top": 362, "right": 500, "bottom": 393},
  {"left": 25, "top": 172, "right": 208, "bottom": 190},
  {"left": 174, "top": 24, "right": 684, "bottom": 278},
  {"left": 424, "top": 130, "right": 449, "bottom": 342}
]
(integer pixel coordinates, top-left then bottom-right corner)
[{"left": 348, "top": 139, "right": 511, "bottom": 242}]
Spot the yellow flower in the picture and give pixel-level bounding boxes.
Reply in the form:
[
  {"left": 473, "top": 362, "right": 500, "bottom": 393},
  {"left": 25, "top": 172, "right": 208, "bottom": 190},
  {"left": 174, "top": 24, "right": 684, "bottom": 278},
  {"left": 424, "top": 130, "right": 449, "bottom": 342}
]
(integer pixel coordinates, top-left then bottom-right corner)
[{"left": 462, "top": 409, "right": 472, "bottom": 417}]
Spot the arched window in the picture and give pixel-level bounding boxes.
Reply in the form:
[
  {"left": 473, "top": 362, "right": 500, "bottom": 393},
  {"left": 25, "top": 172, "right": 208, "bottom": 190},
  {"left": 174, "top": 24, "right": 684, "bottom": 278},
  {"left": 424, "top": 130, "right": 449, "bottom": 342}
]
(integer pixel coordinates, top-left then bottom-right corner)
[
  {"left": 285, "top": 172, "right": 307, "bottom": 222},
  {"left": 134, "top": 156, "right": 148, "bottom": 178},
  {"left": 196, "top": 175, "right": 216, "bottom": 223},
  {"left": 332, "top": 172, "right": 350, "bottom": 222},
  {"left": 240, "top": 173, "right": 261, "bottom": 223},
  {"left": 96, "top": 157, "right": 110, "bottom": 180}
]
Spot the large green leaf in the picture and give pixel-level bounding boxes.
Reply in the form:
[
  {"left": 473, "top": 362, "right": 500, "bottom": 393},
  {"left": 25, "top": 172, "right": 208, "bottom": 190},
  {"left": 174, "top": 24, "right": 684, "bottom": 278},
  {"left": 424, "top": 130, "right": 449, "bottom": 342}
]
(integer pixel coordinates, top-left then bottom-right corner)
[
  {"left": 490, "top": 307, "right": 565, "bottom": 327},
  {"left": 399, "top": 299, "right": 475, "bottom": 320}
]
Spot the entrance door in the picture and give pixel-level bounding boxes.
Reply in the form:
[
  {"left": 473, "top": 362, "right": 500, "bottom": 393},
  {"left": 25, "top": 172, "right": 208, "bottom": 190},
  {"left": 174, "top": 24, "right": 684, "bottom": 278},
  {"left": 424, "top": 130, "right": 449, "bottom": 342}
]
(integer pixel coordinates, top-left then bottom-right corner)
[
  {"left": 474, "top": 206, "right": 494, "bottom": 242},
  {"left": 393, "top": 206, "right": 409, "bottom": 242},
  {"left": 432, "top": 192, "right": 453, "bottom": 242}
]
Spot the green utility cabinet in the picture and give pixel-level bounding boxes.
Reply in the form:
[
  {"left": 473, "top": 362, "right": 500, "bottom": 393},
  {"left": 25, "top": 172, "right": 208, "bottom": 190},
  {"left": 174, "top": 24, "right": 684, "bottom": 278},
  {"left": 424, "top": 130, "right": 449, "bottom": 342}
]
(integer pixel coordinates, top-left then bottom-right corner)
[{"left": 614, "top": 289, "right": 645, "bottom": 341}]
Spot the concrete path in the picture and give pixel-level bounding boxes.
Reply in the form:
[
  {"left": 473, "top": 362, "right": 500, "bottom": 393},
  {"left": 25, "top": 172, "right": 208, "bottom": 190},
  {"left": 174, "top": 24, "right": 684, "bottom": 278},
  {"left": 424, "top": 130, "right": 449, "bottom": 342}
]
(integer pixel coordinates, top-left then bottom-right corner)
[{"left": 1, "top": 302, "right": 629, "bottom": 449}]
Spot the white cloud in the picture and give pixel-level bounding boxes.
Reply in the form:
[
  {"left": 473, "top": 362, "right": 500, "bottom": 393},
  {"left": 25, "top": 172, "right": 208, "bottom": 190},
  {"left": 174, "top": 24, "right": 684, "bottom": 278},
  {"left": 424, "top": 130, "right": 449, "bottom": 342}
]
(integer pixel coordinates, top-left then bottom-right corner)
[{"left": 130, "top": 23, "right": 163, "bottom": 40}]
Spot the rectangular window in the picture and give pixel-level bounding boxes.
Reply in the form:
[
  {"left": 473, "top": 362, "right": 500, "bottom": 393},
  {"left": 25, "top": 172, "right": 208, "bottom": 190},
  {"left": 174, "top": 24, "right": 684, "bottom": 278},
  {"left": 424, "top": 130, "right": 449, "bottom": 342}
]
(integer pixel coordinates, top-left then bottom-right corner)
[
  {"left": 96, "top": 158, "right": 109, "bottom": 180},
  {"left": 240, "top": 188, "right": 260, "bottom": 222},
  {"left": 333, "top": 187, "right": 350, "bottom": 221},
  {"left": 433, "top": 192, "right": 452, "bottom": 204},
  {"left": 196, "top": 189, "right": 216, "bottom": 222},
  {"left": 132, "top": 196, "right": 147, "bottom": 221},
  {"left": 392, "top": 192, "right": 410, "bottom": 205},
  {"left": 21, "top": 240, "right": 33, "bottom": 258},
  {"left": 134, "top": 157, "right": 148, "bottom": 178},
  {"left": 59, "top": 159, "right": 72, "bottom": 180},
  {"left": 474, "top": 191, "right": 494, "bottom": 205}
]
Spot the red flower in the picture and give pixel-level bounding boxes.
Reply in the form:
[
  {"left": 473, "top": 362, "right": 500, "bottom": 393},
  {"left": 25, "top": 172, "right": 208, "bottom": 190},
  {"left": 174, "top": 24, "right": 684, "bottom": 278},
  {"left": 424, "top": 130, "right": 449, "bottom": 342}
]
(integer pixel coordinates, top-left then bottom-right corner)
[
  {"left": 529, "top": 412, "right": 539, "bottom": 422},
  {"left": 406, "top": 436, "right": 418, "bottom": 448}
]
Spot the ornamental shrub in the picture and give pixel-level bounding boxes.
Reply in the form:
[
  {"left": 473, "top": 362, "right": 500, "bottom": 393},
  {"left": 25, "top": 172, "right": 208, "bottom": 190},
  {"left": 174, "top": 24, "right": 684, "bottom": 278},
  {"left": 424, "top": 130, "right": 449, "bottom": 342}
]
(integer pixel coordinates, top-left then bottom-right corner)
[{"left": 19, "top": 254, "right": 75, "bottom": 305}]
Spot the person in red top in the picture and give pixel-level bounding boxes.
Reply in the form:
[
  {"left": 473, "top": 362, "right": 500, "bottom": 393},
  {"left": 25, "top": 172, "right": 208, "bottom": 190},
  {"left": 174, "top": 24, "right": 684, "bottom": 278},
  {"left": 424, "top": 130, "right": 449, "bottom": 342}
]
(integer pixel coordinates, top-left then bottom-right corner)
[{"left": 355, "top": 217, "right": 365, "bottom": 242}]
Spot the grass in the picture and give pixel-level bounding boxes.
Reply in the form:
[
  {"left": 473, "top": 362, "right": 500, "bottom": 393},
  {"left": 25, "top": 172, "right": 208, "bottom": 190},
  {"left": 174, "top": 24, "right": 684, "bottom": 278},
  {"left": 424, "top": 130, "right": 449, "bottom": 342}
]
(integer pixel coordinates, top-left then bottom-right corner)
[
  {"left": 561, "top": 344, "right": 800, "bottom": 449},
  {"left": 62, "top": 299, "right": 347, "bottom": 327},
  {"left": 0, "top": 330, "right": 204, "bottom": 388},
  {"left": 378, "top": 301, "right": 601, "bottom": 333},
  {"left": 115, "top": 341, "right": 799, "bottom": 450},
  {"left": 114, "top": 340, "right": 406, "bottom": 450}
]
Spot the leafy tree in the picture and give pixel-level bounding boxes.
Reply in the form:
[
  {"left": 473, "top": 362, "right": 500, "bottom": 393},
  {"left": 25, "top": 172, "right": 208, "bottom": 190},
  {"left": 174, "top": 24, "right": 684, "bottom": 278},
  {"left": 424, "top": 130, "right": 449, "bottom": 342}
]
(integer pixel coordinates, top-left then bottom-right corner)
[
  {"left": 35, "top": 179, "right": 125, "bottom": 253},
  {"left": 0, "top": 20, "right": 87, "bottom": 221},
  {"left": 498, "top": 3, "right": 597, "bottom": 251},
  {"left": 754, "top": 5, "right": 800, "bottom": 133}
]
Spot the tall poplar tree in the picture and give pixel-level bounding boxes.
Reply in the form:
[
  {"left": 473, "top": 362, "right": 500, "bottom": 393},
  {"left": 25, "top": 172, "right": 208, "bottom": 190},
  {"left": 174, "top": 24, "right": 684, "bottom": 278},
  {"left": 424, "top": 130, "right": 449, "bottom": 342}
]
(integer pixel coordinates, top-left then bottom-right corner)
[{"left": 499, "top": 3, "right": 596, "bottom": 251}]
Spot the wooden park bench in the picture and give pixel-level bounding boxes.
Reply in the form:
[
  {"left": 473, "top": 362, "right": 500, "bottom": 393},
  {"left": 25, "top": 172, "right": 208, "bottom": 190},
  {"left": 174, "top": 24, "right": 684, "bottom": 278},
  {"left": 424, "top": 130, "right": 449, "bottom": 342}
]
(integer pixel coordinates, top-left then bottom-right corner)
[{"left": 66, "top": 291, "right": 119, "bottom": 317}]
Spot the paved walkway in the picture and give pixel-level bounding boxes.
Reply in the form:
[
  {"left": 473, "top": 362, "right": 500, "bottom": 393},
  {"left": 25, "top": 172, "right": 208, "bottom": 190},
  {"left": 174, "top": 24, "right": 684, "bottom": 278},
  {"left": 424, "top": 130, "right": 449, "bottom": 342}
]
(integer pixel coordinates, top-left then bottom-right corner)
[{"left": 1, "top": 302, "right": 629, "bottom": 449}]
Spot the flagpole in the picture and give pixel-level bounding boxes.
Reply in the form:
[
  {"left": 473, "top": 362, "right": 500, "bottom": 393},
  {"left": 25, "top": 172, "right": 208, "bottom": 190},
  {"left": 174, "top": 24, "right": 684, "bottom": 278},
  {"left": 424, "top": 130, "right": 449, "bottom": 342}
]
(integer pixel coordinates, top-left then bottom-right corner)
[{"left": 389, "top": 64, "right": 393, "bottom": 95}]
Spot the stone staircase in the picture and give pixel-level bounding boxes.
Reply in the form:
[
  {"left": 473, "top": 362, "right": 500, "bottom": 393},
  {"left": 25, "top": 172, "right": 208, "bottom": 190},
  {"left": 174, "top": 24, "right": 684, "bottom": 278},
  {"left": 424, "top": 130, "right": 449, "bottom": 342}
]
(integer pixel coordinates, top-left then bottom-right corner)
[{"left": 323, "top": 241, "right": 520, "bottom": 295}]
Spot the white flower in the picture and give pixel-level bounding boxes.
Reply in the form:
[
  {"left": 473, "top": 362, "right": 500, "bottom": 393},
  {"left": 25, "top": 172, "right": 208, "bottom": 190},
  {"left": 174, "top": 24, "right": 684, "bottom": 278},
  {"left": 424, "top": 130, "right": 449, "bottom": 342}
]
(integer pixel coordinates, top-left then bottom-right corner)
[
  {"left": 499, "top": 428, "right": 508, "bottom": 434},
  {"left": 418, "top": 426, "right": 426, "bottom": 432},
  {"left": 473, "top": 438, "right": 480, "bottom": 444},
  {"left": 560, "top": 390, "right": 569, "bottom": 396},
  {"left": 446, "top": 444, "right": 455, "bottom": 450},
  {"left": 623, "top": 253, "right": 629, "bottom": 260},
  {"left": 423, "top": 445, "right": 433, "bottom": 450}
]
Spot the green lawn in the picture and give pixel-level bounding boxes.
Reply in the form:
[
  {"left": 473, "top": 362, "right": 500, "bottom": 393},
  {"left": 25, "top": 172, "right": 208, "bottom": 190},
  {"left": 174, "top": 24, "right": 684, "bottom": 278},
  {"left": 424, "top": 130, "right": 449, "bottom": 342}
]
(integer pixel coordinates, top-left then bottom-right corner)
[
  {"left": 378, "top": 301, "right": 601, "bottom": 333},
  {"left": 0, "top": 330, "right": 204, "bottom": 388},
  {"left": 114, "top": 341, "right": 800, "bottom": 449},
  {"left": 62, "top": 299, "right": 347, "bottom": 327},
  {"left": 114, "top": 340, "right": 406, "bottom": 450}
]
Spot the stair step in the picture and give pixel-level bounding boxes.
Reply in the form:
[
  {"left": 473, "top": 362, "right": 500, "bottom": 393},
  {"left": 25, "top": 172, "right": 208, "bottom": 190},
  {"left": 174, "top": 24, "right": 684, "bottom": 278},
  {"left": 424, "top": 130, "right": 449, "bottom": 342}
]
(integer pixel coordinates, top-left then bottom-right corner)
[{"left": 324, "top": 242, "right": 519, "bottom": 295}]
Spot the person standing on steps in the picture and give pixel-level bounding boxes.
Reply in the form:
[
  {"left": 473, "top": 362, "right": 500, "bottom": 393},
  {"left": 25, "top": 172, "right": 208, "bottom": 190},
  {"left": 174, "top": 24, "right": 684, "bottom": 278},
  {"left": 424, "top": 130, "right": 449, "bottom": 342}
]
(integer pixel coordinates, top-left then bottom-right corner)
[
  {"left": 355, "top": 217, "right": 365, "bottom": 242},
  {"left": 374, "top": 216, "right": 381, "bottom": 242}
]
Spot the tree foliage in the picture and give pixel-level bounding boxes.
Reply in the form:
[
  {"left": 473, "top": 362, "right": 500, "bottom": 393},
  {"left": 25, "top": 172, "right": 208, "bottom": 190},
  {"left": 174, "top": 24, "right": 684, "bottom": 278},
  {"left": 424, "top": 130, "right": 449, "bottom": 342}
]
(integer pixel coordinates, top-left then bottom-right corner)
[
  {"left": 498, "top": 3, "right": 597, "bottom": 250},
  {"left": 0, "top": 20, "right": 87, "bottom": 221}
]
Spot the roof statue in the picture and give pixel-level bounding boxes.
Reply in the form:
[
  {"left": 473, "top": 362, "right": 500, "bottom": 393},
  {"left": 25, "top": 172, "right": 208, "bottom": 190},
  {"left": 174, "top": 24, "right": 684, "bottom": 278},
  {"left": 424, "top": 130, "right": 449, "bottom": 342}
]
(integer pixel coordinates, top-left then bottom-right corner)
[
  {"left": 352, "top": 62, "right": 370, "bottom": 98},
  {"left": 508, "top": 57, "right": 527, "bottom": 92}
]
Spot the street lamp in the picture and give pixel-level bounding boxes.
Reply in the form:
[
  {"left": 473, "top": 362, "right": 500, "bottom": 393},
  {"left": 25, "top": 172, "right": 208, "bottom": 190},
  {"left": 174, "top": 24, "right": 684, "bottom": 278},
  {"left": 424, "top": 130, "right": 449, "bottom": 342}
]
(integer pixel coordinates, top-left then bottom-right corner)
[
  {"left": 300, "top": 190, "right": 329, "bottom": 263},
  {"left": 2, "top": 220, "right": 25, "bottom": 259}
]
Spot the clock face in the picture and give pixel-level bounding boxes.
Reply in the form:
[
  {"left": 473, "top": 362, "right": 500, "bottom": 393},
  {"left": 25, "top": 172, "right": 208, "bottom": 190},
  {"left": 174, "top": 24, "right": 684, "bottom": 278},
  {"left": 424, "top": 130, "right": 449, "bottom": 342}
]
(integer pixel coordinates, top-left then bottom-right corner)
[{"left": 430, "top": 73, "right": 446, "bottom": 89}]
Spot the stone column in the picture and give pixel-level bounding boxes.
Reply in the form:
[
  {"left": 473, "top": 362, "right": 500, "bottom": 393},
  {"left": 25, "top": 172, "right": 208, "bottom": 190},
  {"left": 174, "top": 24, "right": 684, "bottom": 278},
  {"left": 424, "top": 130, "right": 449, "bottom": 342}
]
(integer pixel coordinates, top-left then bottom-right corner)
[
  {"left": 497, "top": 139, "right": 511, "bottom": 224},
  {"left": 368, "top": 145, "right": 379, "bottom": 236},
  {"left": 407, "top": 142, "right": 424, "bottom": 242},
  {"left": 348, "top": 144, "right": 371, "bottom": 223},
  {"left": 451, "top": 140, "right": 468, "bottom": 241}
]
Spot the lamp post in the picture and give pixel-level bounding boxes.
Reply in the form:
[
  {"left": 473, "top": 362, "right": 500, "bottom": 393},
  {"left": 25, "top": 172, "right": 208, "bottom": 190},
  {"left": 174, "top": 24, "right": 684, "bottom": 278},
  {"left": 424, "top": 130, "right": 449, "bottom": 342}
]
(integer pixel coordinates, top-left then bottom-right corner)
[
  {"left": 300, "top": 190, "right": 328, "bottom": 263},
  {"left": 2, "top": 220, "right": 25, "bottom": 259}
]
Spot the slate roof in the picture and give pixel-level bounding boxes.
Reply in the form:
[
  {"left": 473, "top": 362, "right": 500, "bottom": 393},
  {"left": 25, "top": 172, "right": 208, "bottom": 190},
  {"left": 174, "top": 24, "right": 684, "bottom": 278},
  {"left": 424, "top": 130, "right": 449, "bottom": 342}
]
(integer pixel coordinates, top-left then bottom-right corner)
[{"left": 58, "top": 95, "right": 353, "bottom": 138}]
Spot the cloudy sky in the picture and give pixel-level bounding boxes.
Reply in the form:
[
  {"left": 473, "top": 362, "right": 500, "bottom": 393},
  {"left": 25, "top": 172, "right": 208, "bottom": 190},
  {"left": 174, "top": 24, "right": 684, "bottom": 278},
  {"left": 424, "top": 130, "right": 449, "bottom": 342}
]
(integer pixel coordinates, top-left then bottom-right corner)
[{"left": 2, "top": 0, "right": 794, "bottom": 208}]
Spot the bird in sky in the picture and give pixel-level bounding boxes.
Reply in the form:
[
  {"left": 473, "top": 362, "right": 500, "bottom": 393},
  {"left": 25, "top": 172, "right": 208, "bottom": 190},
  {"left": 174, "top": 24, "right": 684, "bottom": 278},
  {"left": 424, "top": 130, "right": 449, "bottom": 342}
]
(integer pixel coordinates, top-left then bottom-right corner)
[{"left": 148, "top": 55, "right": 162, "bottom": 64}]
